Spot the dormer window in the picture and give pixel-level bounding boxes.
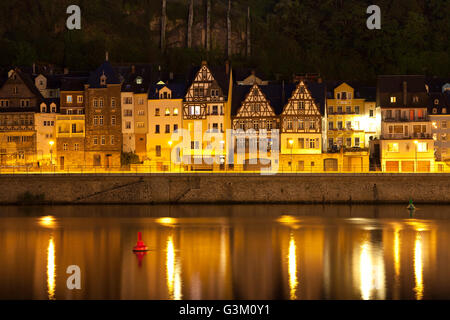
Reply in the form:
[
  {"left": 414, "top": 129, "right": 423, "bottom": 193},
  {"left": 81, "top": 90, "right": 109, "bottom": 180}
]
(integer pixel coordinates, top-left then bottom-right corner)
[
  {"left": 443, "top": 108, "right": 447, "bottom": 114},
  {"left": 434, "top": 99, "right": 439, "bottom": 105},
  {"left": 136, "top": 77, "right": 143, "bottom": 85},
  {"left": 50, "top": 103, "right": 56, "bottom": 113},
  {"left": 40, "top": 104, "right": 47, "bottom": 113},
  {"left": 66, "top": 95, "right": 73, "bottom": 103},
  {"left": 100, "top": 72, "right": 107, "bottom": 86},
  {"left": 336, "top": 93, "right": 341, "bottom": 99},
  {"left": 390, "top": 96, "right": 396, "bottom": 103},
  {"left": 433, "top": 108, "right": 438, "bottom": 114},
  {"left": 413, "top": 96, "right": 419, "bottom": 103}
]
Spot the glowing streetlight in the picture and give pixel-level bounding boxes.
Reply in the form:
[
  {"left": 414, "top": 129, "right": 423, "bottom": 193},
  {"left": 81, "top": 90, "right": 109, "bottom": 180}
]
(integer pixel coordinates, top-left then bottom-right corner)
[
  {"left": 49, "top": 140, "right": 54, "bottom": 165},
  {"left": 289, "top": 139, "right": 294, "bottom": 171}
]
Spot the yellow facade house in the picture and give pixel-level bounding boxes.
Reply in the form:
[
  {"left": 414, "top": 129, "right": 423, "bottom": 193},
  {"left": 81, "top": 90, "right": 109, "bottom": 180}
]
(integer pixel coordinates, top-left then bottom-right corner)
[{"left": 147, "top": 81, "right": 185, "bottom": 171}]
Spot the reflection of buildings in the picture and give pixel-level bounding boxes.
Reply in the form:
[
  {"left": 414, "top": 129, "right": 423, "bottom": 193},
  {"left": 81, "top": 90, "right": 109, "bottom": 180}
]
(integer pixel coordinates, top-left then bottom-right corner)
[{"left": 0, "top": 212, "right": 445, "bottom": 300}]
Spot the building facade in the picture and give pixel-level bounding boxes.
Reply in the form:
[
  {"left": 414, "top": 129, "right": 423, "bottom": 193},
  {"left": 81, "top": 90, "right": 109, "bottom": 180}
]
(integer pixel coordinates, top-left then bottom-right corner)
[
  {"left": 0, "top": 69, "right": 41, "bottom": 166},
  {"left": 182, "top": 61, "right": 232, "bottom": 170},
  {"left": 280, "top": 80, "right": 324, "bottom": 171},
  {"left": 375, "top": 75, "right": 435, "bottom": 172},
  {"left": 84, "top": 61, "right": 122, "bottom": 168},
  {"left": 429, "top": 91, "right": 449, "bottom": 166},
  {"left": 147, "top": 82, "right": 185, "bottom": 170}
]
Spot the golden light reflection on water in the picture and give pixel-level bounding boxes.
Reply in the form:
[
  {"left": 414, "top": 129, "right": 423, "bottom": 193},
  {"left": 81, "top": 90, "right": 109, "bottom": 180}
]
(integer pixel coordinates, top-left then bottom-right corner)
[
  {"left": 288, "top": 232, "right": 298, "bottom": 300},
  {"left": 414, "top": 232, "right": 424, "bottom": 300},
  {"left": 166, "top": 235, "right": 182, "bottom": 300},
  {"left": 47, "top": 237, "right": 55, "bottom": 300},
  {"left": 39, "top": 216, "right": 55, "bottom": 228},
  {"left": 359, "top": 235, "right": 385, "bottom": 300},
  {"left": 394, "top": 229, "right": 401, "bottom": 278}
]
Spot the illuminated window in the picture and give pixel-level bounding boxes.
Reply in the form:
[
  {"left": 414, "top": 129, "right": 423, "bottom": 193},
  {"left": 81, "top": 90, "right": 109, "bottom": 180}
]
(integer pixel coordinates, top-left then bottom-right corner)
[
  {"left": 173, "top": 108, "right": 179, "bottom": 116},
  {"left": 136, "top": 77, "right": 143, "bottom": 84},
  {"left": 93, "top": 116, "right": 98, "bottom": 125},
  {"left": 74, "top": 143, "right": 79, "bottom": 151},
  {"left": 63, "top": 143, "right": 68, "bottom": 151},
  {"left": 111, "top": 115, "right": 116, "bottom": 126},
  {"left": 93, "top": 99, "right": 98, "bottom": 108},
  {"left": 111, "top": 98, "right": 116, "bottom": 108},
  {"left": 417, "top": 142, "right": 428, "bottom": 152},
  {"left": 101, "top": 136, "right": 106, "bottom": 145},
  {"left": 137, "top": 122, "right": 145, "bottom": 128},
  {"left": 66, "top": 95, "right": 73, "bottom": 103},
  {"left": 387, "top": 143, "right": 399, "bottom": 152},
  {"left": 165, "top": 108, "right": 170, "bottom": 116},
  {"left": 93, "top": 136, "right": 98, "bottom": 145},
  {"left": 77, "top": 96, "right": 83, "bottom": 103},
  {"left": 413, "top": 96, "right": 419, "bottom": 103},
  {"left": 390, "top": 96, "right": 396, "bottom": 103},
  {"left": 99, "top": 98, "right": 104, "bottom": 108},
  {"left": 99, "top": 116, "right": 104, "bottom": 125}
]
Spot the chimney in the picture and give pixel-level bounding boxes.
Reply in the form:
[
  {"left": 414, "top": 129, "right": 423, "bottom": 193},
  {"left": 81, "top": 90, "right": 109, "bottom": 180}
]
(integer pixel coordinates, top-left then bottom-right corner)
[
  {"left": 201, "top": 60, "right": 208, "bottom": 66},
  {"left": 131, "top": 65, "right": 135, "bottom": 74},
  {"left": 169, "top": 72, "right": 174, "bottom": 80},
  {"left": 105, "top": 51, "right": 109, "bottom": 61},
  {"left": 225, "top": 60, "right": 230, "bottom": 75},
  {"left": 63, "top": 67, "right": 69, "bottom": 75},
  {"left": 32, "top": 63, "right": 36, "bottom": 75},
  {"left": 403, "top": 80, "right": 407, "bottom": 106}
]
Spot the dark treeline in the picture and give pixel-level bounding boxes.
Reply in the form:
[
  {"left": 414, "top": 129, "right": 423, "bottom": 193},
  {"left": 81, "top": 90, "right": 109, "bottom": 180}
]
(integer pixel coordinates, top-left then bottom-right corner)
[{"left": 0, "top": 0, "right": 449, "bottom": 82}]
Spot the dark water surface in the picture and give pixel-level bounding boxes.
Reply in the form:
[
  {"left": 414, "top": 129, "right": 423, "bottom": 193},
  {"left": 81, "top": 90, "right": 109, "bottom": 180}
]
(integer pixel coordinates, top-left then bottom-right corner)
[{"left": 0, "top": 204, "right": 449, "bottom": 300}]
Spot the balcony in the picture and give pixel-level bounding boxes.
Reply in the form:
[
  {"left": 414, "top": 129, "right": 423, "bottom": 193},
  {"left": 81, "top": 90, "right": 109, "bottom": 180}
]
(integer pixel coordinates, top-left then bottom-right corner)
[{"left": 381, "top": 133, "right": 432, "bottom": 140}]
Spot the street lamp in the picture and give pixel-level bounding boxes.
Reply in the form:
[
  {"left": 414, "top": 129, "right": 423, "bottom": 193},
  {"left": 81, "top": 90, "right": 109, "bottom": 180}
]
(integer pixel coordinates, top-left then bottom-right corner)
[
  {"left": 168, "top": 140, "right": 173, "bottom": 172},
  {"left": 414, "top": 140, "right": 419, "bottom": 172},
  {"left": 49, "top": 140, "right": 54, "bottom": 165},
  {"left": 289, "top": 139, "right": 294, "bottom": 171}
]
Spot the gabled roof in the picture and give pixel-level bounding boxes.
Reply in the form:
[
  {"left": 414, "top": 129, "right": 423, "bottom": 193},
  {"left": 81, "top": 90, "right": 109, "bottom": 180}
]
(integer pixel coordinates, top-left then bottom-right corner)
[
  {"left": 187, "top": 63, "right": 232, "bottom": 97},
  {"left": 87, "top": 61, "right": 121, "bottom": 88},
  {"left": 326, "top": 81, "right": 376, "bottom": 101},
  {"left": 302, "top": 81, "right": 327, "bottom": 115},
  {"left": 231, "top": 83, "right": 295, "bottom": 116},
  {"left": 377, "top": 75, "right": 426, "bottom": 93},
  {"left": 148, "top": 82, "right": 186, "bottom": 100}
]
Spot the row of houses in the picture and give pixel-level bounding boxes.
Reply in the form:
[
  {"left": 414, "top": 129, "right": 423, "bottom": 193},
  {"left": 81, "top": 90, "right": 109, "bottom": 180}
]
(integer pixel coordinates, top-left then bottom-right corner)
[{"left": 0, "top": 58, "right": 448, "bottom": 172}]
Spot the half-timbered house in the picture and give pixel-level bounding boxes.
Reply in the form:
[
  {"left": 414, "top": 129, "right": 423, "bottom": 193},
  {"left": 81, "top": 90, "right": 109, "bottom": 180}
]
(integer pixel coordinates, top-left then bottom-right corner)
[
  {"left": 278, "top": 80, "right": 326, "bottom": 171},
  {"left": 182, "top": 61, "right": 232, "bottom": 170}
]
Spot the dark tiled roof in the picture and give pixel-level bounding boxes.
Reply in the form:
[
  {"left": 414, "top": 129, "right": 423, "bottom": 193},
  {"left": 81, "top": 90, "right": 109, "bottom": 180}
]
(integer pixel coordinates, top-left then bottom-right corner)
[
  {"left": 425, "top": 77, "right": 450, "bottom": 93},
  {"left": 88, "top": 61, "right": 121, "bottom": 88},
  {"left": 377, "top": 75, "right": 426, "bottom": 93},
  {"left": 40, "top": 98, "right": 61, "bottom": 113},
  {"left": 428, "top": 92, "right": 450, "bottom": 114},
  {"left": 233, "top": 67, "right": 267, "bottom": 83},
  {"left": 303, "top": 81, "right": 327, "bottom": 115},
  {"left": 148, "top": 82, "right": 186, "bottom": 100},
  {"left": 60, "top": 77, "right": 88, "bottom": 91}
]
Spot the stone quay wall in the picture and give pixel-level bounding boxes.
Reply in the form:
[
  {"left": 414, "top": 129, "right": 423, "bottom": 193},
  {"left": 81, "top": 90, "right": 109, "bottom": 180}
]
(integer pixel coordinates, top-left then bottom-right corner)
[{"left": 0, "top": 173, "right": 449, "bottom": 205}]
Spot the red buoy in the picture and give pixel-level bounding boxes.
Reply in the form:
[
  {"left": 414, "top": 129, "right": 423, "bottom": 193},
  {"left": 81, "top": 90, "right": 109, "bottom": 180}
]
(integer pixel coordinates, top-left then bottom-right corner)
[{"left": 133, "top": 232, "right": 149, "bottom": 252}]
